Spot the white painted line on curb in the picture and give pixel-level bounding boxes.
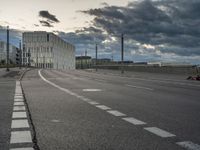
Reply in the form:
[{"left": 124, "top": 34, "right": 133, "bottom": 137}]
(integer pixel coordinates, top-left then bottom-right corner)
[
  {"left": 122, "top": 117, "right": 146, "bottom": 125},
  {"left": 10, "top": 148, "right": 34, "bottom": 150},
  {"left": 144, "top": 127, "right": 176, "bottom": 138},
  {"left": 176, "top": 141, "right": 200, "bottom": 150},
  {"left": 126, "top": 84, "right": 153, "bottom": 91},
  {"left": 10, "top": 131, "right": 32, "bottom": 144},
  {"left": 11, "top": 119, "right": 29, "bottom": 129},
  {"left": 14, "top": 99, "right": 24, "bottom": 102},
  {"left": 83, "top": 89, "right": 102, "bottom": 92},
  {"left": 14, "top": 102, "right": 25, "bottom": 106},
  {"left": 96, "top": 105, "right": 111, "bottom": 110},
  {"left": 12, "top": 112, "right": 27, "bottom": 119},
  {"left": 13, "top": 106, "right": 26, "bottom": 111},
  {"left": 107, "top": 110, "right": 126, "bottom": 117}
]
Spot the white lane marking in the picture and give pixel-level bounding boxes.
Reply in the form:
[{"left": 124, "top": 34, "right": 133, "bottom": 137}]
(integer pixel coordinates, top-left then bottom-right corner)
[
  {"left": 83, "top": 89, "right": 102, "bottom": 92},
  {"left": 51, "top": 119, "right": 60, "bottom": 123},
  {"left": 88, "top": 101, "right": 99, "bottom": 105},
  {"left": 14, "top": 102, "right": 25, "bottom": 106},
  {"left": 12, "top": 112, "right": 27, "bottom": 119},
  {"left": 14, "top": 99, "right": 24, "bottom": 102},
  {"left": 10, "top": 131, "right": 32, "bottom": 144},
  {"left": 11, "top": 119, "right": 29, "bottom": 129},
  {"left": 10, "top": 148, "right": 34, "bottom": 150},
  {"left": 96, "top": 105, "right": 111, "bottom": 110},
  {"left": 144, "top": 127, "right": 176, "bottom": 138},
  {"left": 126, "top": 84, "right": 153, "bottom": 91},
  {"left": 13, "top": 106, "right": 26, "bottom": 111},
  {"left": 176, "top": 141, "right": 200, "bottom": 150},
  {"left": 81, "top": 97, "right": 92, "bottom": 102},
  {"left": 107, "top": 110, "right": 126, "bottom": 117},
  {"left": 122, "top": 117, "right": 146, "bottom": 125}
]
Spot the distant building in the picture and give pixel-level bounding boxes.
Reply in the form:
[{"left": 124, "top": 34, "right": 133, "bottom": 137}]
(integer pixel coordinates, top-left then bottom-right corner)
[
  {"left": 76, "top": 56, "right": 92, "bottom": 69},
  {"left": 0, "top": 41, "right": 18, "bottom": 65},
  {"left": 22, "top": 31, "right": 75, "bottom": 69}
]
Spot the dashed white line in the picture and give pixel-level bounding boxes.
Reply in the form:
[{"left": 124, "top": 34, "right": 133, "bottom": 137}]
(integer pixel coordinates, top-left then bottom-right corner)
[
  {"left": 12, "top": 112, "right": 27, "bottom": 119},
  {"left": 10, "top": 148, "right": 34, "bottom": 150},
  {"left": 122, "top": 117, "right": 146, "bottom": 125},
  {"left": 126, "top": 84, "right": 153, "bottom": 91},
  {"left": 96, "top": 105, "right": 111, "bottom": 110},
  {"left": 10, "top": 131, "right": 32, "bottom": 144},
  {"left": 11, "top": 119, "right": 29, "bottom": 129},
  {"left": 107, "top": 110, "right": 126, "bottom": 117},
  {"left": 144, "top": 127, "right": 176, "bottom": 138},
  {"left": 83, "top": 89, "right": 102, "bottom": 92},
  {"left": 88, "top": 101, "right": 99, "bottom": 105},
  {"left": 176, "top": 141, "right": 200, "bottom": 150}
]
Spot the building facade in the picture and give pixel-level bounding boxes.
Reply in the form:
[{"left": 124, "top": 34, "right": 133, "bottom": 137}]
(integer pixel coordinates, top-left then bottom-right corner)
[
  {"left": 22, "top": 31, "right": 75, "bottom": 69},
  {"left": 0, "top": 41, "right": 18, "bottom": 65}
]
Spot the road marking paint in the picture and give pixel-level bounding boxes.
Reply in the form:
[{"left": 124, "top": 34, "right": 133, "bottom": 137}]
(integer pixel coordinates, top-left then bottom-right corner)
[
  {"left": 176, "top": 141, "right": 200, "bottom": 150},
  {"left": 13, "top": 106, "right": 26, "bottom": 111},
  {"left": 14, "top": 99, "right": 24, "bottom": 102},
  {"left": 144, "top": 127, "right": 175, "bottom": 138},
  {"left": 82, "top": 89, "right": 102, "bottom": 92},
  {"left": 88, "top": 101, "right": 99, "bottom": 105},
  {"left": 107, "top": 110, "right": 126, "bottom": 117},
  {"left": 12, "top": 112, "right": 27, "bottom": 119},
  {"left": 96, "top": 105, "right": 111, "bottom": 110},
  {"left": 51, "top": 119, "right": 60, "bottom": 123},
  {"left": 11, "top": 119, "right": 29, "bottom": 129},
  {"left": 10, "top": 148, "right": 34, "bottom": 150},
  {"left": 94, "top": 79, "right": 106, "bottom": 83},
  {"left": 126, "top": 84, "right": 153, "bottom": 91},
  {"left": 122, "top": 117, "right": 146, "bottom": 125},
  {"left": 14, "top": 102, "right": 25, "bottom": 106},
  {"left": 15, "top": 96, "right": 23, "bottom": 98},
  {"left": 81, "top": 97, "right": 92, "bottom": 102},
  {"left": 10, "top": 131, "right": 32, "bottom": 144}
]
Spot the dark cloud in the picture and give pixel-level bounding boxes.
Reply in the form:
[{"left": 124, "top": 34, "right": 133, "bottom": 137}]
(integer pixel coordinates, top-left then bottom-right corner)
[
  {"left": 39, "top": 10, "right": 60, "bottom": 23},
  {"left": 81, "top": 0, "right": 200, "bottom": 54},
  {"left": 39, "top": 20, "right": 53, "bottom": 27}
]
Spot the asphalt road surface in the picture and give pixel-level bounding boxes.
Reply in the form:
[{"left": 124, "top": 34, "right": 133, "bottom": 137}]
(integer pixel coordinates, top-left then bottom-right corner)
[{"left": 18, "top": 69, "right": 200, "bottom": 150}]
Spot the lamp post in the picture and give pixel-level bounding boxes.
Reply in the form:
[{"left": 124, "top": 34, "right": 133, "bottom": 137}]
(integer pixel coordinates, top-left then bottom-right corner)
[
  {"left": 121, "top": 34, "right": 124, "bottom": 74},
  {"left": 95, "top": 44, "right": 98, "bottom": 71},
  {"left": 6, "top": 26, "right": 9, "bottom": 71}
]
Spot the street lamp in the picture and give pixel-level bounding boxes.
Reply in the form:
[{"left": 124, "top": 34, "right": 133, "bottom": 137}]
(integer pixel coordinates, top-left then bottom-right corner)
[{"left": 6, "top": 26, "right": 9, "bottom": 71}]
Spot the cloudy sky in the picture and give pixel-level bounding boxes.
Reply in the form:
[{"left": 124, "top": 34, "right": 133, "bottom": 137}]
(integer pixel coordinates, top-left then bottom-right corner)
[{"left": 0, "top": 0, "right": 200, "bottom": 64}]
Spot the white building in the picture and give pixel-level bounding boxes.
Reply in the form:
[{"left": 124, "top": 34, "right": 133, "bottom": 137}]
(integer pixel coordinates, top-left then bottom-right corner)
[
  {"left": 22, "top": 31, "right": 75, "bottom": 69},
  {"left": 0, "top": 41, "right": 18, "bottom": 64}
]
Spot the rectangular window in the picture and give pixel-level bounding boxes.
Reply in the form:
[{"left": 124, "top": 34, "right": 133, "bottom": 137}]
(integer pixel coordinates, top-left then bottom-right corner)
[{"left": 47, "top": 34, "right": 49, "bottom": 42}]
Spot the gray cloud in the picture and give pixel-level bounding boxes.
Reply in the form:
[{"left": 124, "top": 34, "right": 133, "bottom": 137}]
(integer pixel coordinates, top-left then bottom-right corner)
[
  {"left": 39, "top": 20, "right": 53, "bottom": 27},
  {"left": 39, "top": 10, "right": 60, "bottom": 23}
]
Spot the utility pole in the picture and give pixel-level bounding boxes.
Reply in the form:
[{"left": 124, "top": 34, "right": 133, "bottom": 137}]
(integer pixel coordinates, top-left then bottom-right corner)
[
  {"left": 121, "top": 34, "right": 124, "bottom": 74},
  {"left": 95, "top": 44, "right": 98, "bottom": 71},
  {"left": 19, "top": 40, "right": 22, "bottom": 69},
  {"left": 6, "top": 26, "right": 9, "bottom": 71}
]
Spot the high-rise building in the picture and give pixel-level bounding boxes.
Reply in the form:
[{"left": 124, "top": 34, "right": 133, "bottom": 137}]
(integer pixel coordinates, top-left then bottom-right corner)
[
  {"left": 22, "top": 31, "right": 75, "bottom": 69},
  {"left": 0, "top": 41, "right": 18, "bottom": 65}
]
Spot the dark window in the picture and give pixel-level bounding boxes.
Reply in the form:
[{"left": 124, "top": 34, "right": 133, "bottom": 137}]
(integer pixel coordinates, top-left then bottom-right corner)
[{"left": 47, "top": 34, "right": 49, "bottom": 42}]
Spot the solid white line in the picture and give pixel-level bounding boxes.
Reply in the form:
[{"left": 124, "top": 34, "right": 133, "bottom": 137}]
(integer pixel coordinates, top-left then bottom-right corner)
[
  {"left": 10, "top": 148, "right": 34, "bottom": 150},
  {"left": 11, "top": 119, "right": 29, "bottom": 129},
  {"left": 107, "top": 110, "right": 126, "bottom": 117},
  {"left": 126, "top": 84, "right": 153, "bottom": 91},
  {"left": 14, "top": 102, "right": 25, "bottom": 106},
  {"left": 13, "top": 106, "right": 26, "bottom": 111},
  {"left": 144, "top": 127, "right": 176, "bottom": 138},
  {"left": 10, "top": 131, "right": 32, "bottom": 144},
  {"left": 176, "top": 141, "right": 200, "bottom": 150},
  {"left": 96, "top": 105, "right": 111, "bottom": 110},
  {"left": 12, "top": 112, "right": 27, "bottom": 119},
  {"left": 122, "top": 117, "right": 146, "bottom": 125}
]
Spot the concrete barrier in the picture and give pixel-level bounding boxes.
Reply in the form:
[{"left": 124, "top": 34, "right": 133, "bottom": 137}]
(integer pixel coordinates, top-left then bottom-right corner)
[{"left": 94, "top": 65, "right": 199, "bottom": 75}]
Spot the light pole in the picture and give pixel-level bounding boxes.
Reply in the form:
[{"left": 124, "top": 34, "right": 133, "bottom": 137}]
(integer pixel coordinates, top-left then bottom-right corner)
[
  {"left": 19, "top": 40, "right": 22, "bottom": 69},
  {"left": 6, "top": 26, "right": 9, "bottom": 71},
  {"left": 95, "top": 44, "right": 98, "bottom": 71},
  {"left": 121, "top": 34, "right": 124, "bottom": 74}
]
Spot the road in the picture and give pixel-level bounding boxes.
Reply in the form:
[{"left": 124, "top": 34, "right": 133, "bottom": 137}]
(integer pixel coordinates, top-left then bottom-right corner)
[{"left": 18, "top": 69, "right": 200, "bottom": 150}]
